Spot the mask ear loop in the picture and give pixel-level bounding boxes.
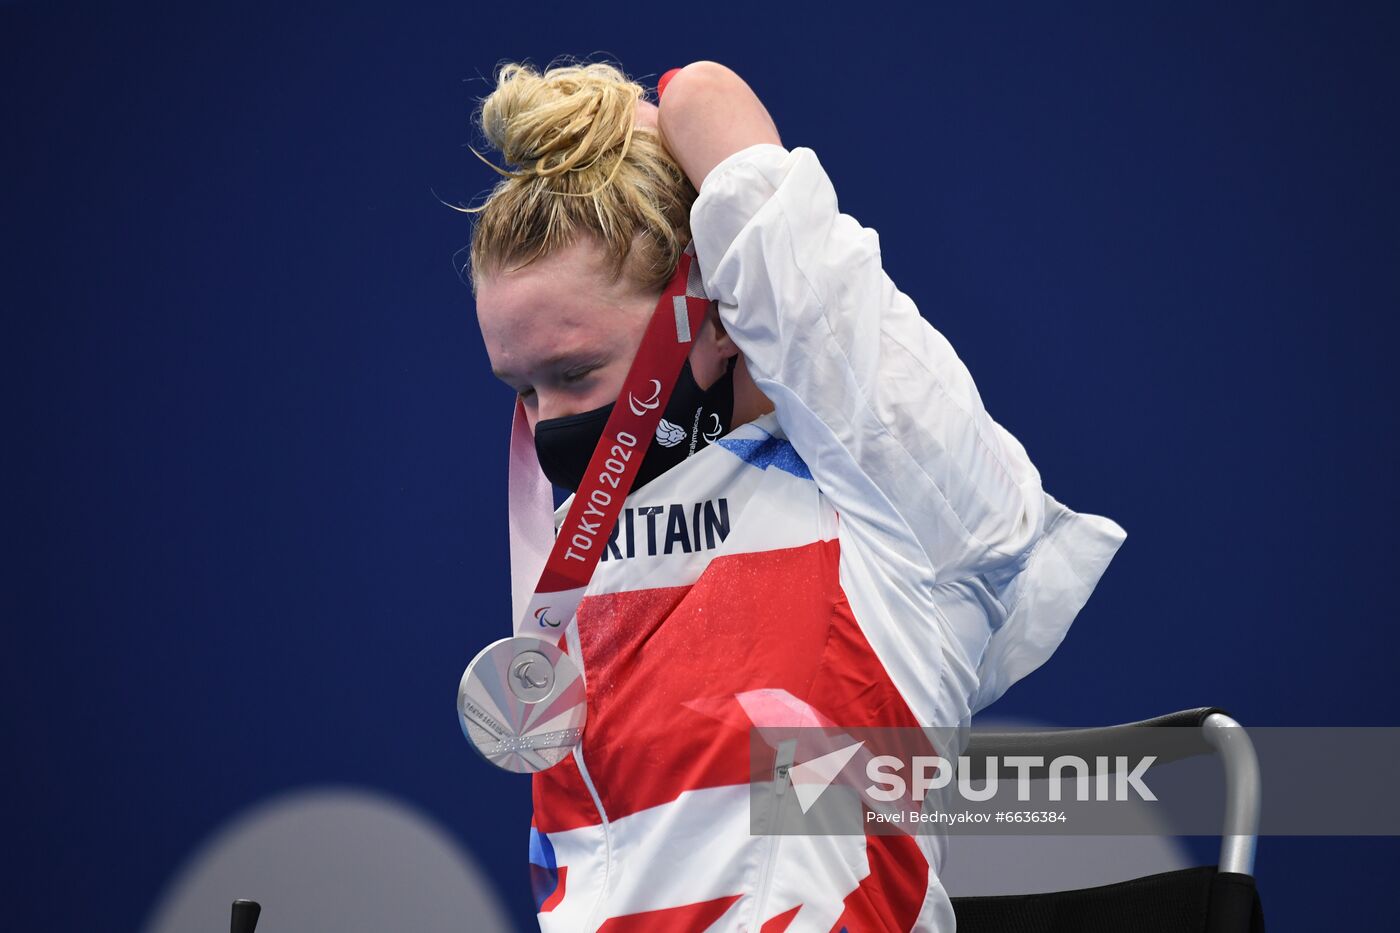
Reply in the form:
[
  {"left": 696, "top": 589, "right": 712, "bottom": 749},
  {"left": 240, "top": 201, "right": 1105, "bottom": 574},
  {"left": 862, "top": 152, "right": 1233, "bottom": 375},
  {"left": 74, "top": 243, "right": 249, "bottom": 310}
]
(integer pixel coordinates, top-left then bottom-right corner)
[{"left": 508, "top": 398, "right": 556, "bottom": 624}]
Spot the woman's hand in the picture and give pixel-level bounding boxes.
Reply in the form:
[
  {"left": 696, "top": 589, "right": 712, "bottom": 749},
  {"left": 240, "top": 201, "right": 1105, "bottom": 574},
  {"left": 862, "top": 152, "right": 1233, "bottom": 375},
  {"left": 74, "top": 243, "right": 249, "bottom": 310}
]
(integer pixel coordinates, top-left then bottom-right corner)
[{"left": 657, "top": 62, "right": 782, "bottom": 191}]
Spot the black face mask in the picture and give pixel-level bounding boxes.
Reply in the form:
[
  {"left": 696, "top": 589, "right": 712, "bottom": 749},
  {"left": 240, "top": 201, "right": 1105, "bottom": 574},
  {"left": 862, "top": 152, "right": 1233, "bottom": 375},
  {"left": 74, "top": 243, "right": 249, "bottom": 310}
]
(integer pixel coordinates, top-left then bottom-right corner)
[{"left": 534, "top": 357, "right": 737, "bottom": 493}]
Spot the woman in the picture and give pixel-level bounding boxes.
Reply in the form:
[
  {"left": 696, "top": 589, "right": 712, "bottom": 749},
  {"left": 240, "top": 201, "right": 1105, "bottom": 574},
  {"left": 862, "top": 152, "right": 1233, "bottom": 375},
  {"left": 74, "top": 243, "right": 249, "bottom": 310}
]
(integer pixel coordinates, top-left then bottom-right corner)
[{"left": 466, "top": 60, "right": 1125, "bottom": 931}]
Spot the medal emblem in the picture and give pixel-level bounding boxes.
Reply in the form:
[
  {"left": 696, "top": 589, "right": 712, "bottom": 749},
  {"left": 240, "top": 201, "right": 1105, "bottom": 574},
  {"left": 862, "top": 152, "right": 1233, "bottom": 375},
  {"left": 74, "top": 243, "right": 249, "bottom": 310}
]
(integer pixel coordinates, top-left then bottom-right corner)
[{"left": 458, "top": 637, "right": 586, "bottom": 773}]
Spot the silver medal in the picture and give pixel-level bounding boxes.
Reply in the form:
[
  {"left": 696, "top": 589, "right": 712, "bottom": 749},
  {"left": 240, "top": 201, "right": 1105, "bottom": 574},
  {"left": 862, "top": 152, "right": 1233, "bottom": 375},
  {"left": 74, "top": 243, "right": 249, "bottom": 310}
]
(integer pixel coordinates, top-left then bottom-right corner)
[{"left": 458, "top": 636, "right": 586, "bottom": 773}]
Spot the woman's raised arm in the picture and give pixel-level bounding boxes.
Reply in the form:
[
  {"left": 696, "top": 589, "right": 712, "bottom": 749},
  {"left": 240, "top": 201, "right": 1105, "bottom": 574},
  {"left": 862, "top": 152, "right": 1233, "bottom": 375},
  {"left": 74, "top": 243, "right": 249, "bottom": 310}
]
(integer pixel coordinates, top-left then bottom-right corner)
[
  {"left": 657, "top": 61, "right": 782, "bottom": 190},
  {"left": 661, "top": 64, "right": 1051, "bottom": 584}
]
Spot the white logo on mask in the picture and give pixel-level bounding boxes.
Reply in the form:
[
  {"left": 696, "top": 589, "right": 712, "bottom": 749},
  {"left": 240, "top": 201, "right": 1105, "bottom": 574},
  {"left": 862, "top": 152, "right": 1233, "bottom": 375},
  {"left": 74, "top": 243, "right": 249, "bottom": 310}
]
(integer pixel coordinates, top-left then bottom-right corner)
[{"left": 655, "top": 419, "right": 687, "bottom": 447}]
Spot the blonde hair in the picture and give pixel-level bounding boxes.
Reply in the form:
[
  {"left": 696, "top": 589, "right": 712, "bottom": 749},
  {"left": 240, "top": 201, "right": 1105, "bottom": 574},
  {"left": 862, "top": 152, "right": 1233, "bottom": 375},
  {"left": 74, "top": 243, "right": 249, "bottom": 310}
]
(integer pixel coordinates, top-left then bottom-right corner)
[{"left": 462, "top": 61, "right": 696, "bottom": 294}]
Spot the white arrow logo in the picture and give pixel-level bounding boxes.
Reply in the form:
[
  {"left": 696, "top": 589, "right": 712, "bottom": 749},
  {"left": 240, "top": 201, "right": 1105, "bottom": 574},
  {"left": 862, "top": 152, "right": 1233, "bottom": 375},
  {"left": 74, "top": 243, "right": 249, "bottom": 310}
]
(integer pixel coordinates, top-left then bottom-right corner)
[
  {"left": 788, "top": 741, "right": 865, "bottom": 814},
  {"left": 628, "top": 379, "right": 663, "bottom": 416}
]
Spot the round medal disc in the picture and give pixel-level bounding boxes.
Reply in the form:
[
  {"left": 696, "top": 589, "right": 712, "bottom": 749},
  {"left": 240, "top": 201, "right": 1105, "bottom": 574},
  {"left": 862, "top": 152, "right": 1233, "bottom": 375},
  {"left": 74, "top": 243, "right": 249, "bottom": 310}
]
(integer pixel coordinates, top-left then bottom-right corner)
[{"left": 458, "top": 636, "right": 586, "bottom": 773}]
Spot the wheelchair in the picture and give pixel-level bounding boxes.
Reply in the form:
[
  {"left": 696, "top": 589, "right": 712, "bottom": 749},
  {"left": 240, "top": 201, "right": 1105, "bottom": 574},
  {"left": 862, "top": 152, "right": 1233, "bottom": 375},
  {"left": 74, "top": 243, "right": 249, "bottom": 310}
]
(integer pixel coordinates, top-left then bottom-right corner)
[{"left": 950, "top": 707, "right": 1264, "bottom": 932}]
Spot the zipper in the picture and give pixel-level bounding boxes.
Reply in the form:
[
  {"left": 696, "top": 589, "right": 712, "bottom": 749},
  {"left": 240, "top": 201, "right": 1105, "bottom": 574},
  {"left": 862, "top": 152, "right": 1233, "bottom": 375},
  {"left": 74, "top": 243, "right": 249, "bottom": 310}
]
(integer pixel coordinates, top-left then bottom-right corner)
[
  {"left": 752, "top": 739, "right": 796, "bottom": 928},
  {"left": 567, "top": 620, "right": 613, "bottom": 933}
]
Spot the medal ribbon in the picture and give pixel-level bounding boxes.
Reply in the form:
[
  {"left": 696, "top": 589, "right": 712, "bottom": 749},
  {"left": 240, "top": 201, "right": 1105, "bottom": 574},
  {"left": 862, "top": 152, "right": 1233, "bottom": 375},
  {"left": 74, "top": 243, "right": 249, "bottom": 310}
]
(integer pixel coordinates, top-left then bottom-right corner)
[{"left": 508, "top": 249, "right": 711, "bottom": 638}]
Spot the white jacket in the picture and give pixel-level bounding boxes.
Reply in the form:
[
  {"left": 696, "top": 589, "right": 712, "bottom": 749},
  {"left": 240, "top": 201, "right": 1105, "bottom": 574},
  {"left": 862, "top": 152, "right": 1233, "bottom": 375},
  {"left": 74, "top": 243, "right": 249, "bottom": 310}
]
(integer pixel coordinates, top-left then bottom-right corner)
[{"left": 527, "top": 144, "right": 1126, "bottom": 931}]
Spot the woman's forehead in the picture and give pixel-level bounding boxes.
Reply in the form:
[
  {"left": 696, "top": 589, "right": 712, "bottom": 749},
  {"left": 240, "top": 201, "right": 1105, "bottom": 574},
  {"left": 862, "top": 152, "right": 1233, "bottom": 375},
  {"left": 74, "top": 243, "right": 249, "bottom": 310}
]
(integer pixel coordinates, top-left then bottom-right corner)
[{"left": 476, "top": 252, "right": 650, "bottom": 375}]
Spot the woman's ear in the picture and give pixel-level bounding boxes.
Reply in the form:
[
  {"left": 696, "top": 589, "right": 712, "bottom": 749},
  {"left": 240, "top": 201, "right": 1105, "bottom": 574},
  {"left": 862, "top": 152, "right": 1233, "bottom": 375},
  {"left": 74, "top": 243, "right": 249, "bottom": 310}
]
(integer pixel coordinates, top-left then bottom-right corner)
[
  {"left": 688, "top": 301, "right": 739, "bottom": 391},
  {"left": 706, "top": 301, "right": 739, "bottom": 358}
]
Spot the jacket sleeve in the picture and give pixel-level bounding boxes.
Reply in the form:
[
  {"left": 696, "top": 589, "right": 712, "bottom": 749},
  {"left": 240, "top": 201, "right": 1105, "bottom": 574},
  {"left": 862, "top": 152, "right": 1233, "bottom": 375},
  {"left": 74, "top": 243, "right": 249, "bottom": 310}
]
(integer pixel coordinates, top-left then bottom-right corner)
[{"left": 690, "top": 144, "right": 1046, "bottom": 584}]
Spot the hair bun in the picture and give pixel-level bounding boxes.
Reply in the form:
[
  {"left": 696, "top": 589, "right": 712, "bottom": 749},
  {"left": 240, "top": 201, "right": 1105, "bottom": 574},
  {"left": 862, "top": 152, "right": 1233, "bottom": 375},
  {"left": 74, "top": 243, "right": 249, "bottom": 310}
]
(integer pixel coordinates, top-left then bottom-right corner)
[
  {"left": 479, "top": 62, "right": 642, "bottom": 180},
  {"left": 466, "top": 59, "right": 694, "bottom": 296}
]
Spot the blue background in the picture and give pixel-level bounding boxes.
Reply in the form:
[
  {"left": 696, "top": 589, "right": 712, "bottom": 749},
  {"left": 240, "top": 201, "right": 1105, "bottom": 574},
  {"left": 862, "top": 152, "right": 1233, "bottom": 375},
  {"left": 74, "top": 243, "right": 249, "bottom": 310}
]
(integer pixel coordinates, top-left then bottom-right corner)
[{"left": 4, "top": 1, "right": 1397, "bottom": 929}]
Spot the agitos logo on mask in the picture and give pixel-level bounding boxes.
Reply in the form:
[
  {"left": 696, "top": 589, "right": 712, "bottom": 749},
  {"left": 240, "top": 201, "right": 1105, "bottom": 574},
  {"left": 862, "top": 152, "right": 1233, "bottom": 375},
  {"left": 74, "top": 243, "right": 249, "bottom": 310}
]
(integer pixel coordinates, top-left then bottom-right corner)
[{"left": 534, "top": 357, "right": 737, "bottom": 493}]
